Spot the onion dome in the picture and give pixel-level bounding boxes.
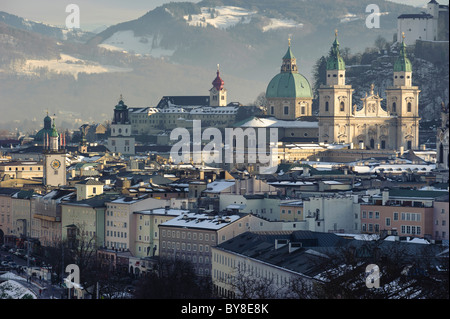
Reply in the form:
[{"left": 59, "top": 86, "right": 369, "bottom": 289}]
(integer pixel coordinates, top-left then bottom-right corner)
[{"left": 212, "top": 65, "right": 224, "bottom": 91}]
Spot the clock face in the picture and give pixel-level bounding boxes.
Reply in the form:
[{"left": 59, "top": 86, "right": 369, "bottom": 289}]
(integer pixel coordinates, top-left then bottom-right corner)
[{"left": 50, "top": 159, "right": 61, "bottom": 169}]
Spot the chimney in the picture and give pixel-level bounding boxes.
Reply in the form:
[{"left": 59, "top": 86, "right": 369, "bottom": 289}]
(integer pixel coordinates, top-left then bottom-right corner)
[{"left": 382, "top": 189, "right": 389, "bottom": 205}]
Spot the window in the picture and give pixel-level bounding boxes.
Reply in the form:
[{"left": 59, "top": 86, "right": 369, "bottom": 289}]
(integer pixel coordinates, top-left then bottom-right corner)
[
  {"left": 284, "top": 106, "right": 289, "bottom": 115},
  {"left": 386, "top": 218, "right": 391, "bottom": 226},
  {"left": 362, "top": 211, "right": 367, "bottom": 218},
  {"left": 394, "top": 212, "right": 399, "bottom": 221},
  {"left": 325, "top": 101, "right": 329, "bottom": 112},
  {"left": 369, "top": 211, "right": 373, "bottom": 219},
  {"left": 392, "top": 102, "right": 396, "bottom": 113},
  {"left": 381, "top": 140, "right": 386, "bottom": 149},
  {"left": 340, "top": 101, "right": 345, "bottom": 112},
  {"left": 407, "top": 102, "right": 412, "bottom": 112},
  {"left": 301, "top": 106, "right": 305, "bottom": 115},
  {"left": 271, "top": 107, "right": 274, "bottom": 114}
]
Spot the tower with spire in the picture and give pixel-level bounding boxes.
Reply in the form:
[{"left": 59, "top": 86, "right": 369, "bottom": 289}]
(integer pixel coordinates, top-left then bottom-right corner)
[
  {"left": 107, "top": 95, "right": 135, "bottom": 155},
  {"left": 43, "top": 117, "right": 67, "bottom": 187},
  {"left": 210, "top": 64, "right": 227, "bottom": 107},
  {"left": 318, "top": 30, "right": 354, "bottom": 144},
  {"left": 385, "top": 33, "right": 421, "bottom": 150}
]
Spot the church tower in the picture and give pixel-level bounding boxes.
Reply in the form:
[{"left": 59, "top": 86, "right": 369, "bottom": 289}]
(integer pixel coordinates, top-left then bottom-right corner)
[
  {"left": 266, "top": 38, "right": 313, "bottom": 120},
  {"left": 318, "top": 31, "right": 354, "bottom": 144},
  {"left": 385, "top": 33, "right": 421, "bottom": 150},
  {"left": 107, "top": 95, "right": 135, "bottom": 155},
  {"left": 210, "top": 65, "right": 227, "bottom": 107},
  {"left": 43, "top": 118, "right": 66, "bottom": 187}
]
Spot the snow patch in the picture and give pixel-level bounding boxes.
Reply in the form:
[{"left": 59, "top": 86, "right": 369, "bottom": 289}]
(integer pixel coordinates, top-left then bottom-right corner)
[
  {"left": 262, "top": 18, "right": 303, "bottom": 32},
  {"left": 99, "top": 30, "right": 175, "bottom": 58},
  {"left": 184, "top": 6, "right": 256, "bottom": 30},
  {"left": 23, "top": 54, "right": 132, "bottom": 79}
]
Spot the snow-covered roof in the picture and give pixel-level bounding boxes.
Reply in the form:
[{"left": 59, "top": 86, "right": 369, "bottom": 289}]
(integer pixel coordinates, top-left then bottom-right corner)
[
  {"left": 160, "top": 212, "right": 242, "bottom": 230},
  {"left": 204, "top": 180, "right": 235, "bottom": 193},
  {"left": 239, "top": 117, "right": 318, "bottom": 129},
  {"left": 134, "top": 208, "right": 189, "bottom": 216}
]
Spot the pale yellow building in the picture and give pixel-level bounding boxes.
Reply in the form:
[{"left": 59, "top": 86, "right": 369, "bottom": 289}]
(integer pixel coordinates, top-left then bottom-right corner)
[
  {"left": 318, "top": 33, "right": 421, "bottom": 151},
  {"left": 132, "top": 208, "right": 188, "bottom": 258}
]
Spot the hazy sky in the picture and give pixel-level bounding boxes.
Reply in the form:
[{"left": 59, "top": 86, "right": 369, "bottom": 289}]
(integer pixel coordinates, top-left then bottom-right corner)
[
  {"left": 0, "top": 0, "right": 201, "bottom": 30},
  {"left": 0, "top": 0, "right": 448, "bottom": 30}
]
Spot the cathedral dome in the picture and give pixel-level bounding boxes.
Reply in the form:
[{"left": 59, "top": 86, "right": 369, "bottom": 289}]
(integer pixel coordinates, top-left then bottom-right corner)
[
  {"left": 266, "top": 41, "right": 313, "bottom": 99},
  {"left": 266, "top": 72, "right": 312, "bottom": 98}
]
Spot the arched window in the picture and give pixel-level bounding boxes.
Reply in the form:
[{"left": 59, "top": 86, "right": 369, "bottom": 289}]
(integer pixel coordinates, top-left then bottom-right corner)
[
  {"left": 392, "top": 102, "right": 396, "bottom": 113},
  {"left": 301, "top": 106, "right": 305, "bottom": 115},
  {"left": 270, "top": 107, "right": 274, "bottom": 115},
  {"left": 325, "top": 101, "right": 329, "bottom": 112},
  {"left": 407, "top": 102, "right": 412, "bottom": 112},
  {"left": 340, "top": 101, "right": 345, "bottom": 112}
]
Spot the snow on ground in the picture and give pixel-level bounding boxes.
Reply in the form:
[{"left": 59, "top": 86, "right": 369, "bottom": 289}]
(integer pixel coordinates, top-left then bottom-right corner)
[
  {"left": 183, "top": 6, "right": 302, "bottom": 32},
  {"left": 23, "top": 54, "right": 132, "bottom": 79},
  {"left": 0, "top": 279, "right": 37, "bottom": 299},
  {"left": 262, "top": 18, "right": 303, "bottom": 32},
  {"left": 184, "top": 6, "right": 256, "bottom": 30},
  {"left": 99, "top": 30, "right": 175, "bottom": 58}
]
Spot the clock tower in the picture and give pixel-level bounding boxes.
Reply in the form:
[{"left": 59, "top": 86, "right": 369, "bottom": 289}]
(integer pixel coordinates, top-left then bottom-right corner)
[{"left": 43, "top": 118, "right": 66, "bottom": 187}]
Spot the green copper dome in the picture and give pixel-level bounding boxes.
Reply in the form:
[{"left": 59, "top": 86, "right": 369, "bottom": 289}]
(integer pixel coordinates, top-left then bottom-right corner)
[
  {"left": 34, "top": 113, "right": 53, "bottom": 142},
  {"left": 266, "top": 40, "right": 312, "bottom": 99},
  {"left": 327, "top": 32, "right": 345, "bottom": 70},
  {"left": 394, "top": 38, "right": 412, "bottom": 72},
  {"left": 266, "top": 72, "right": 313, "bottom": 98}
]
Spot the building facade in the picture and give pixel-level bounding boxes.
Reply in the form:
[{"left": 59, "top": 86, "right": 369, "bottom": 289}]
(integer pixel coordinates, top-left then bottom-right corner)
[{"left": 318, "top": 32, "right": 421, "bottom": 151}]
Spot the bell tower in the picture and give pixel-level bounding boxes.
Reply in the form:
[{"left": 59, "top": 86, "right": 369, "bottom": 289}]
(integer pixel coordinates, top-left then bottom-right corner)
[
  {"left": 385, "top": 33, "right": 420, "bottom": 150},
  {"left": 43, "top": 118, "right": 67, "bottom": 187},
  {"left": 210, "top": 64, "right": 227, "bottom": 107},
  {"left": 318, "top": 30, "right": 354, "bottom": 144},
  {"left": 107, "top": 95, "right": 135, "bottom": 155}
]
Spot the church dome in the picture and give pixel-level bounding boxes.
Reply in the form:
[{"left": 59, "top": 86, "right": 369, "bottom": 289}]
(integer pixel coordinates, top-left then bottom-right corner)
[
  {"left": 266, "top": 41, "right": 312, "bottom": 99},
  {"left": 212, "top": 69, "right": 224, "bottom": 91},
  {"left": 34, "top": 113, "right": 54, "bottom": 142},
  {"left": 266, "top": 72, "right": 312, "bottom": 98}
]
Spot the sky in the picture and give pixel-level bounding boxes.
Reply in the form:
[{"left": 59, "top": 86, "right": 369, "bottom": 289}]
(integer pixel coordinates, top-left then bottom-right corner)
[
  {"left": 1, "top": 0, "right": 448, "bottom": 31},
  {"left": 0, "top": 0, "right": 201, "bottom": 30}
]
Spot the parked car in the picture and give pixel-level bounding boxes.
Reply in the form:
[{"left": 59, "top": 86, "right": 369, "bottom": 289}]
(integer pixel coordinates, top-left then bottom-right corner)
[
  {"left": 4, "top": 255, "right": 12, "bottom": 262},
  {"left": 8, "top": 248, "right": 15, "bottom": 254},
  {"left": 1, "top": 261, "right": 9, "bottom": 267}
]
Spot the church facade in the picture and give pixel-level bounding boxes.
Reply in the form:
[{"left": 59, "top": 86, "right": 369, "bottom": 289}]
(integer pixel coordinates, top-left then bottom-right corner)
[{"left": 317, "top": 33, "right": 421, "bottom": 151}]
